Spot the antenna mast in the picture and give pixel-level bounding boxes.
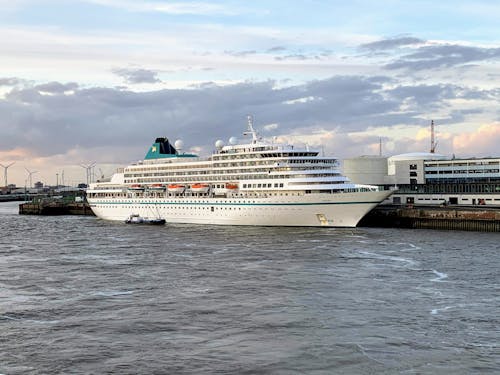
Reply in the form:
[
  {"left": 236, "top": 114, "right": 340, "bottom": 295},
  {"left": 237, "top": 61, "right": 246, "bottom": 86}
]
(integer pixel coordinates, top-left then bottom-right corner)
[
  {"left": 430, "top": 120, "right": 437, "bottom": 153},
  {"left": 243, "top": 115, "right": 259, "bottom": 144}
]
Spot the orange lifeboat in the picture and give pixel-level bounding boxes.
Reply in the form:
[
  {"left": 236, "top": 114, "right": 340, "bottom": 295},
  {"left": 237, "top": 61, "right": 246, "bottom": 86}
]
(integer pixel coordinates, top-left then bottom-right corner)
[
  {"left": 129, "top": 184, "right": 144, "bottom": 190},
  {"left": 167, "top": 184, "right": 185, "bottom": 193},
  {"left": 225, "top": 183, "right": 238, "bottom": 190},
  {"left": 149, "top": 183, "right": 166, "bottom": 191},
  {"left": 191, "top": 183, "right": 210, "bottom": 193}
]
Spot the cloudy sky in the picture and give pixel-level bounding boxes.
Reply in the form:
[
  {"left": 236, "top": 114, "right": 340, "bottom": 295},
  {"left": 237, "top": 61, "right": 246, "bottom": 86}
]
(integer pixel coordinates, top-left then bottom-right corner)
[{"left": 1, "top": 0, "right": 499, "bottom": 186}]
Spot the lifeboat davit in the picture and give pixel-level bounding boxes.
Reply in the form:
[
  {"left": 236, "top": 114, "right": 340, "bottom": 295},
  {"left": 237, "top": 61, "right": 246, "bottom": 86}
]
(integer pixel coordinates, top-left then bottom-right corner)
[
  {"left": 191, "top": 183, "right": 210, "bottom": 193},
  {"left": 168, "top": 184, "right": 185, "bottom": 193}
]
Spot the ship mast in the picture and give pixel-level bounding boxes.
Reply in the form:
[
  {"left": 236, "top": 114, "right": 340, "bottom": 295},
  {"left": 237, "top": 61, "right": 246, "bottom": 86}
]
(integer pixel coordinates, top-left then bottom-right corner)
[{"left": 243, "top": 115, "right": 259, "bottom": 144}]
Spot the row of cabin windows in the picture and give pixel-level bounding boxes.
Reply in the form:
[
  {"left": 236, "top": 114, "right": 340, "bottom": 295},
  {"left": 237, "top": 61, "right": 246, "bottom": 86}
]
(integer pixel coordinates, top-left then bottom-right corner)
[
  {"left": 243, "top": 183, "right": 284, "bottom": 188},
  {"left": 426, "top": 161, "right": 500, "bottom": 167},
  {"left": 416, "top": 197, "right": 499, "bottom": 201},
  {"left": 127, "top": 159, "right": 330, "bottom": 172},
  {"left": 426, "top": 169, "right": 500, "bottom": 174},
  {"left": 124, "top": 173, "right": 340, "bottom": 184},
  {"left": 99, "top": 200, "right": 306, "bottom": 210},
  {"left": 94, "top": 192, "right": 302, "bottom": 203},
  {"left": 124, "top": 166, "right": 336, "bottom": 178},
  {"left": 397, "top": 183, "right": 500, "bottom": 193}
]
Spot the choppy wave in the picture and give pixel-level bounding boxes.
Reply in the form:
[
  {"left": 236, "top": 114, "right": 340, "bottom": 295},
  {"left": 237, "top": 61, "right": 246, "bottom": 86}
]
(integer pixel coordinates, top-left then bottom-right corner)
[
  {"left": 0, "top": 201, "right": 498, "bottom": 374},
  {"left": 430, "top": 269, "right": 448, "bottom": 282}
]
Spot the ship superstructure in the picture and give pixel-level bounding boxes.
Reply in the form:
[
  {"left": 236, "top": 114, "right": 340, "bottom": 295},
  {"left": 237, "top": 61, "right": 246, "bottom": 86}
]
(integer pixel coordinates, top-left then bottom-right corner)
[{"left": 87, "top": 118, "right": 392, "bottom": 226}]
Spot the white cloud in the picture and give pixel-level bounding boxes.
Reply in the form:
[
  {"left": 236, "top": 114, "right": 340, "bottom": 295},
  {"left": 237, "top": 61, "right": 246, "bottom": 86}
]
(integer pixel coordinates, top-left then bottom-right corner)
[
  {"left": 452, "top": 123, "right": 500, "bottom": 157},
  {"left": 85, "top": 0, "right": 244, "bottom": 16}
]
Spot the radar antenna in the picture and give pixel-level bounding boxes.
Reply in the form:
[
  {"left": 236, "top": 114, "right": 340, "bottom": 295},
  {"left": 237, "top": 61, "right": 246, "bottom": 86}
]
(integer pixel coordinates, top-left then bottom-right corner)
[{"left": 243, "top": 115, "right": 260, "bottom": 144}]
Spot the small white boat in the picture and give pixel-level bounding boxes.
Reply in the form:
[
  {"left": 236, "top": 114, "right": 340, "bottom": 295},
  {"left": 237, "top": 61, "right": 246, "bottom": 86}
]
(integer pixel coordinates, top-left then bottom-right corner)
[{"left": 125, "top": 214, "right": 166, "bottom": 225}]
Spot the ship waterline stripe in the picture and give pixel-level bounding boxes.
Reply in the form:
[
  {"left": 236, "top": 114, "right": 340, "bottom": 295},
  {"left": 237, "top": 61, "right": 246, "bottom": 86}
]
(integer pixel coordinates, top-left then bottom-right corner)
[{"left": 90, "top": 200, "right": 381, "bottom": 206}]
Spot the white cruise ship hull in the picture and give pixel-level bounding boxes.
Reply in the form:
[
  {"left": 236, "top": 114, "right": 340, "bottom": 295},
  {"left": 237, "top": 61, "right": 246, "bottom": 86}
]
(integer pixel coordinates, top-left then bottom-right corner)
[{"left": 88, "top": 190, "right": 392, "bottom": 227}]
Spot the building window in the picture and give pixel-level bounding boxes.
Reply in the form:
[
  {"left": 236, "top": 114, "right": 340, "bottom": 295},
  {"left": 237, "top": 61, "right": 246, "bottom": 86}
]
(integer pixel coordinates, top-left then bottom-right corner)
[
  {"left": 409, "top": 171, "right": 418, "bottom": 177},
  {"left": 409, "top": 164, "right": 418, "bottom": 170}
]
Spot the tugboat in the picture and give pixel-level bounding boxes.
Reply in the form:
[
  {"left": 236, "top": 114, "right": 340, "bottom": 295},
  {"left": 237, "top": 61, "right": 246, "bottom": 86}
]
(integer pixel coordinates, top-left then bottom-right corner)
[{"left": 125, "top": 214, "right": 166, "bottom": 225}]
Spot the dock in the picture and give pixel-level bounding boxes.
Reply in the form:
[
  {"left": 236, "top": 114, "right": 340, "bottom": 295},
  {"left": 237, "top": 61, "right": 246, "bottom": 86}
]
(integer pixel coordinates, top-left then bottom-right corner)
[
  {"left": 359, "top": 205, "right": 500, "bottom": 232},
  {"left": 19, "top": 195, "right": 95, "bottom": 216}
]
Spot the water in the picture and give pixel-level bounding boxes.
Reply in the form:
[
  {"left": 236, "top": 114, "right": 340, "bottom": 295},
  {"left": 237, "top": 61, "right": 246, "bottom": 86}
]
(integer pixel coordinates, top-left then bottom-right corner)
[{"left": 1, "top": 201, "right": 499, "bottom": 374}]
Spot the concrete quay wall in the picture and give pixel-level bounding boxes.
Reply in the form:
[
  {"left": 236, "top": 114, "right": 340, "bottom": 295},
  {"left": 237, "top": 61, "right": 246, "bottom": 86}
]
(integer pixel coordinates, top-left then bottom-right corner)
[
  {"left": 359, "top": 205, "right": 500, "bottom": 232},
  {"left": 19, "top": 202, "right": 95, "bottom": 216}
]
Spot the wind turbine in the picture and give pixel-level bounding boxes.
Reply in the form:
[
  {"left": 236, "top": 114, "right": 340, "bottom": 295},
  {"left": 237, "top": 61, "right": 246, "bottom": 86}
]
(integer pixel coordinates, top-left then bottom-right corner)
[
  {"left": 80, "top": 162, "right": 96, "bottom": 186},
  {"left": 25, "top": 167, "right": 38, "bottom": 189},
  {"left": 0, "top": 162, "right": 15, "bottom": 187}
]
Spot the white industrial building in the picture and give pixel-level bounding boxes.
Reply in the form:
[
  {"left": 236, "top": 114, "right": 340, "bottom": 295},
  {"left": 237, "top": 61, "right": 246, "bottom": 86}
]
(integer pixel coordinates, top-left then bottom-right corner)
[{"left": 343, "top": 154, "right": 500, "bottom": 206}]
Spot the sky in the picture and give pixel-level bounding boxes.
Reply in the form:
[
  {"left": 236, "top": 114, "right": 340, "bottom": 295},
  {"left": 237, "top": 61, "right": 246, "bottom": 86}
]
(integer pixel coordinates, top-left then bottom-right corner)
[{"left": 0, "top": 0, "right": 499, "bottom": 187}]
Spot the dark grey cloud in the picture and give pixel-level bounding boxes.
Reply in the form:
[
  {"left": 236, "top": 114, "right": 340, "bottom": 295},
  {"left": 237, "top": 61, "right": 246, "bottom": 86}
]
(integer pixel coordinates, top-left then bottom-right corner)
[
  {"left": 387, "top": 84, "right": 458, "bottom": 109},
  {"left": 0, "top": 77, "right": 22, "bottom": 86},
  {"left": 386, "top": 44, "right": 500, "bottom": 70},
  {"left": 274, "top": 50, "right": 334, "bottom": 61},
  {"left": 275, "top": 54, "right": 309, "bottom": 61},
  {"left": 0, "top": 75, "right": 495, "bottom": 162},
  {"left": 224, "top": 50, "right": 257, "bottom": 57},
  {"left": 112, "top": 68, "right": 161, "bottom": 84},
  {"left": 360, "top": 36, "right": 425, "bottom": 51},
  {"left": 225, "top": 47, "right": 332, "bottom": 61},
  {"left": 35, "top": 82, "right": 79, "bottom": 94},
  {"left": 267, "top": 46, "right": 287, "bottom": 53},
  {"left": 320, "top": 50, "right": 334, "bottom": 57}
]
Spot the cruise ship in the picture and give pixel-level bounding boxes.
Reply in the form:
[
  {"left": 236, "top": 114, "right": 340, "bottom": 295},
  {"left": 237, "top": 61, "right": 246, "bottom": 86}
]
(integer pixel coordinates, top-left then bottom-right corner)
[{"left": 87, "top": 118, "right": 392, "bottom": 227}]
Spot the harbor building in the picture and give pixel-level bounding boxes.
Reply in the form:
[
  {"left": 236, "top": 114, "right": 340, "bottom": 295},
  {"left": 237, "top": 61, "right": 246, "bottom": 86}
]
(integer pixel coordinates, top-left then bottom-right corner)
[{"left": 343, "top": 154, "right": 500, "bottom": 206}]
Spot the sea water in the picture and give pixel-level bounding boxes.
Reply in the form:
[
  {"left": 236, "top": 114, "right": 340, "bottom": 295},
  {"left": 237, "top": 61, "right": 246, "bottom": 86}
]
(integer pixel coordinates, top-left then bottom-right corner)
[{"left": 0, "top": 201, "right": 498, "bottom": 374}]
